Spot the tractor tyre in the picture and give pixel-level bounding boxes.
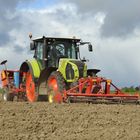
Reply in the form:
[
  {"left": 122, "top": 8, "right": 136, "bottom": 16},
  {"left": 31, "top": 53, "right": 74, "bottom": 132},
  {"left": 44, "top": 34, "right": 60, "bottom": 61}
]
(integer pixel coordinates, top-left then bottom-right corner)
[
  {"left": 2, "top": 88, "right": 14, "bottom": 101},
  {"left": 47, "top": 71, "right": 65, "bottom": 103},
  {"left": 26, "top": 72, "right": 38, "bottom": 102}
]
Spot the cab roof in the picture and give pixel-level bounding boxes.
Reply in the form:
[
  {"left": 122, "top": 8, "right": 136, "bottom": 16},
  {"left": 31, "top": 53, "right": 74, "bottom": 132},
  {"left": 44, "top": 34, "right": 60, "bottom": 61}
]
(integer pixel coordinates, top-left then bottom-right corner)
[{"left": 32, "top": 36, "right": 81, "bottom": 42}]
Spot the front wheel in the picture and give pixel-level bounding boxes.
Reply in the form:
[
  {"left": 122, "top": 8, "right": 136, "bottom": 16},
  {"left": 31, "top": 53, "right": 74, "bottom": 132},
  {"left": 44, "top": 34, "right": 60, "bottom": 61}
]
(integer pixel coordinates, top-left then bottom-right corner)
[{"left": 47, "top": 71, "right": 65, "bottom": 103}]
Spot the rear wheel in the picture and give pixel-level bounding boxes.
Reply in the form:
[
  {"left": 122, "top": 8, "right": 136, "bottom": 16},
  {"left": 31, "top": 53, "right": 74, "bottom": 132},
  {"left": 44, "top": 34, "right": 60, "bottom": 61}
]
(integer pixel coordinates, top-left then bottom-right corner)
[
  {"left": 47, "top": 71, "right": 65, "bottom": 103},
  {"left": 26, "top": 72, "right": 38, "bottom": 102}
]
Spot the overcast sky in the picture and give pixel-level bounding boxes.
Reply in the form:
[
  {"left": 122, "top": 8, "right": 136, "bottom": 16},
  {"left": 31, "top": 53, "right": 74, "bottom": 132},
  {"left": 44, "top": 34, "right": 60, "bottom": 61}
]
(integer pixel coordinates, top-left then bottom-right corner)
[{"left": 0, "top": 0, "right": 140, "bottom": 87}]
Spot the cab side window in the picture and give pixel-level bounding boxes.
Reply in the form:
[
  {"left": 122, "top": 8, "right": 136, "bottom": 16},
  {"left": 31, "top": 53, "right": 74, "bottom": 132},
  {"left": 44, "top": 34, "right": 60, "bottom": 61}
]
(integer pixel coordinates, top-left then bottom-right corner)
[{"left": 36, "top": 42, "right": 43, "bottom": 60}]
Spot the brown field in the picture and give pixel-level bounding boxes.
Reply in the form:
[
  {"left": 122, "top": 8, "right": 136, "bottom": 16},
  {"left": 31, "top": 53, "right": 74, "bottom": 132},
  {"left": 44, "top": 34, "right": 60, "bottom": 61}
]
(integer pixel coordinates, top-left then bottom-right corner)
[{"left": 0, "top": 95, "right": 140, "bottom": 140}]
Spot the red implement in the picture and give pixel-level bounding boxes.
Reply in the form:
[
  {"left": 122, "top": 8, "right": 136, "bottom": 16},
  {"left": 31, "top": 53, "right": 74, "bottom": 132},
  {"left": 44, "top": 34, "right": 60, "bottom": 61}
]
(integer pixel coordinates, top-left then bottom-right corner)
[{"left": 63, "top": 77, "right": 139, "bottom": 103}]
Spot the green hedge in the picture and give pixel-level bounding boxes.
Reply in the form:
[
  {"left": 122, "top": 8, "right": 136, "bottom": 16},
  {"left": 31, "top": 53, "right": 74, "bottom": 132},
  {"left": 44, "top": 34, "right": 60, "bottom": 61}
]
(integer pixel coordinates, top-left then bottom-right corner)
[
  {"left": 0, "top": 88, "right": 4, "bottom": 94},
  {"left": 121, "top": 86, "right": 140, "bottom": 93}
]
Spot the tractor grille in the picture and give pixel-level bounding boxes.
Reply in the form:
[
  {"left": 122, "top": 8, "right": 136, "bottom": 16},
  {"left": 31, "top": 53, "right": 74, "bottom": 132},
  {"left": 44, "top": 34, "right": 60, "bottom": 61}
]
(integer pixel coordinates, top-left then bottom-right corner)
[
  {"left": 70, "top": 60, "right": 85, "bottom": 78},
  {"left": 66, "top": 63, "right": 74, "bottom": 80}
]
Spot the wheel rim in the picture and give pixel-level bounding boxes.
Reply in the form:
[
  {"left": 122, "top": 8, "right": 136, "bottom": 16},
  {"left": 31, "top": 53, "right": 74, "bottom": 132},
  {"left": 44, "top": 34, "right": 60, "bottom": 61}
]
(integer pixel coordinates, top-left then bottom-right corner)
[
  {"left": 3, "top": 93, "right": 7, "bottom": 101},
  {"left": 3, "top": 88, "right": 9, "bottom": 101},
  {"left": 48, "top": 94, "right": 54, "bottom": 103},
  {"left": 26, "top": 73, "right": 37, "bottom": 102},
  {"left": 47, "top": 77, "right": 62, "bottom": 103}
]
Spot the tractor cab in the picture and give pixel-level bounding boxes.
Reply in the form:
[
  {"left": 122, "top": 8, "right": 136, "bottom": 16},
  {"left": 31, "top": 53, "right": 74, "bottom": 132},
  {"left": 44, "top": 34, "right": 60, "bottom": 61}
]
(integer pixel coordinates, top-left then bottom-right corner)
[
  {"left": 30, "top": 36, "right": 93, "bottom": 69},
  {"left": 30, "top": 36, "right": 82, "bottom": 68}
]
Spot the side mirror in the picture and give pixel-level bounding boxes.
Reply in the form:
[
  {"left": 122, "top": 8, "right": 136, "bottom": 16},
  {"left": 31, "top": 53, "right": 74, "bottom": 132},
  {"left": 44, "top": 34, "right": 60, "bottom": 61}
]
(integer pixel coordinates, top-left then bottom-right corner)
[
  {"left": 88, "top": 44, "right": 93, "bottom": 52},
  {"left": 30, "top": 42, "right": 36, "bottom": 50}
]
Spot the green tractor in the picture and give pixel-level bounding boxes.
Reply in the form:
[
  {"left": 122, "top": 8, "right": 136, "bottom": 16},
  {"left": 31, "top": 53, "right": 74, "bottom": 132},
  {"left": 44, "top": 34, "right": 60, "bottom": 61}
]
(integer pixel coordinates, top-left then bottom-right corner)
[{"left": 20, "top": 35, "right": 93, "bottom": 103}]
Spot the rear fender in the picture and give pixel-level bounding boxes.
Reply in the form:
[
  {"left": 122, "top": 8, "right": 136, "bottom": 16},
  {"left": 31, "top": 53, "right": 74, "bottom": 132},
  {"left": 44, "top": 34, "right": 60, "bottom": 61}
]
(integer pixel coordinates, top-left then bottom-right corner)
[{"left": 20, "top": 59, "right": 41, "bottom": 82}]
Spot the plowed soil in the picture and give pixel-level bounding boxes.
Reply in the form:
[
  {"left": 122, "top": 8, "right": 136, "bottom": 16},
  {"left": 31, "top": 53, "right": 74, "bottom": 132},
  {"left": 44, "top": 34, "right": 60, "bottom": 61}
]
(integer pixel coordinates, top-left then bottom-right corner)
[{"left": 0, "top": 95, "right": 140, "bottom": 140}]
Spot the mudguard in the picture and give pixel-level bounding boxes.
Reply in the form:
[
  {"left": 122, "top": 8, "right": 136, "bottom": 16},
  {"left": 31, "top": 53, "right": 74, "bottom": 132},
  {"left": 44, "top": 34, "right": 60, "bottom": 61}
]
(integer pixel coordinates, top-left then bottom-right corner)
[
  {"left": 28, "top": 59, "right": 41, "bottom": 78},
  {"left": 20, "top": 59, "right": 42, "bottom": 81}
]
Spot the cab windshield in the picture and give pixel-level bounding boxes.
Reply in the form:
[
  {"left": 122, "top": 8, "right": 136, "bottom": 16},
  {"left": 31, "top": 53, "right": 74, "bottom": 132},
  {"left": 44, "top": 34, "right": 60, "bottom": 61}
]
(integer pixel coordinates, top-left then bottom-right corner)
[
  {"left": 49, "top": 41, "right": 77, "bottom": 59},
  {"left": 34, "top": 40, "right": 78, "bottom": 68}
]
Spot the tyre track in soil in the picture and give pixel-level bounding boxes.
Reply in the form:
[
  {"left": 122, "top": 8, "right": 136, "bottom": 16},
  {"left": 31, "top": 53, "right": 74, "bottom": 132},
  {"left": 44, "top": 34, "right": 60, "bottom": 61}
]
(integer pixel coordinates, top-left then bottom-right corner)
[{"left": 0, "top": 95, "right": 140, "bottom": 140}]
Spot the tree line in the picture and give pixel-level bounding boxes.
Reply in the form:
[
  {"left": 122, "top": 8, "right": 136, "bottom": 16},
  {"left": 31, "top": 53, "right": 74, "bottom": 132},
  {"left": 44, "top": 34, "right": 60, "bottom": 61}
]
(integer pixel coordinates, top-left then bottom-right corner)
[{"left": 121, "top": 86, "right": 140, "bottom": 92}]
